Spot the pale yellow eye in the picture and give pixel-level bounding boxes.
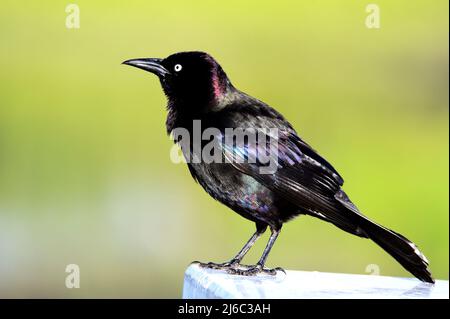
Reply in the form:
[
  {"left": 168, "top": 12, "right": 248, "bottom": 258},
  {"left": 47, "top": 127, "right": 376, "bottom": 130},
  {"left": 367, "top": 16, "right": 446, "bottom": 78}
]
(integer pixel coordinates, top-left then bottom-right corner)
[{"left": 174, "top": 64, "right": 182, "bottom": 72}]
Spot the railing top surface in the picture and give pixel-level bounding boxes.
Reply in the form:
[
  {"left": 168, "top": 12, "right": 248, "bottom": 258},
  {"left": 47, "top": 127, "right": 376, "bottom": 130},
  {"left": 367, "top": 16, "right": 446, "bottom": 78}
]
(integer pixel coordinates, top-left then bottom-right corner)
[{"left": 183, "top": 263, "right": 448, "bottom": 299}]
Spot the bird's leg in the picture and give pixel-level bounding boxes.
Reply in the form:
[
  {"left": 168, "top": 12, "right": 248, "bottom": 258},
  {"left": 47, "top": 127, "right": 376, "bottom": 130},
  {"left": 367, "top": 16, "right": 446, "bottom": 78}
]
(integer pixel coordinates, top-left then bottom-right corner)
[
  {"left": 196, "top": 226, "right": 267, "bottom": 270},
  {"left": 228, "top": 227, "right": 284, "bottom": 276},
  {"left": 228, "top": 227, "right": 267, "bottom": 265}
]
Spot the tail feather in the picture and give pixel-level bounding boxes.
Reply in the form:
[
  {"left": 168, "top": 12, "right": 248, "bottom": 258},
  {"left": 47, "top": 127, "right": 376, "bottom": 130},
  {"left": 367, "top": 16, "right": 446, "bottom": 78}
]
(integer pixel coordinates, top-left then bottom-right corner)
[
  {"left": 334, "top": 190, "right": 434, "bottom": 283},
  {"left": 359, "top": 217, "right": 434, "bottom": 283}
]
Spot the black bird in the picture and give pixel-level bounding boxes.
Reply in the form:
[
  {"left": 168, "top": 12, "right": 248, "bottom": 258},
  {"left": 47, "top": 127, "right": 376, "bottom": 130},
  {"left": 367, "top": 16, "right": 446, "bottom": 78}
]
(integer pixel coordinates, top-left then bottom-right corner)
[{"left": 123, "top": 51, "right": 434, "bottom": 282}]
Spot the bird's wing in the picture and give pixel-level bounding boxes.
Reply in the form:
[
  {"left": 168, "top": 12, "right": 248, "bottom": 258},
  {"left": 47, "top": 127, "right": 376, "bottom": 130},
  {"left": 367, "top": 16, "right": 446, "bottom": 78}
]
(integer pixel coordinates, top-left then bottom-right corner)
[{"left": 214, "top": 104, "right": 363, "bottom": 232}]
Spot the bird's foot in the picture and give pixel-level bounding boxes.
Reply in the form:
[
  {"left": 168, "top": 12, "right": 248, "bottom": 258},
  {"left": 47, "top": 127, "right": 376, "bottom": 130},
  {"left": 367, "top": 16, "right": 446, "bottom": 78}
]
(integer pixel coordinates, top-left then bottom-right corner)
[
  {"left": 226, "top": 264, "right": 285, "bottom": 276},
  {"left": 192, "top": 260, "right": 285, "bottom": 276},
  {"left": 192, "top": 259, "right": 240, "bottom": 270}
]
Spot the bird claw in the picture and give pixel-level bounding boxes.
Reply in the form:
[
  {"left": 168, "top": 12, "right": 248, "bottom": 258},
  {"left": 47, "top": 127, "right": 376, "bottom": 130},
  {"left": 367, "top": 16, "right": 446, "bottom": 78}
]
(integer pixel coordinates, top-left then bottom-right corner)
[
  {"left": 226, "top": 264, "right": 284, "bottom": 276},
  {"left": 194, "top": 260, "right": 239, "bottom": 270},
  {"left": 193, "top": 260, "right": 285, "bottom": 276}
]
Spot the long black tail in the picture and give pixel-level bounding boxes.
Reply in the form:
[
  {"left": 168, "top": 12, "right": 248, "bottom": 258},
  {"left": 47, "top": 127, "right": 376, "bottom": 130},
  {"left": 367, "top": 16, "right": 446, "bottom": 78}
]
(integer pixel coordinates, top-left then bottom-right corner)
[
  {"left": 356, "top": 215, "right": 434, "bottom": 283},
  {"left": 333, "top": 190, "right": 434, "bottom": 283}
]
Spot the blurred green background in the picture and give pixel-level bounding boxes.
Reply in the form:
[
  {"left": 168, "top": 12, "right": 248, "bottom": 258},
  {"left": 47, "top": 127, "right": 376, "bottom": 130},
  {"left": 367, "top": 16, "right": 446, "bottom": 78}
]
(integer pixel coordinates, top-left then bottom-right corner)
[{"left": 0, "top": 0, "right": 448, "bottom": 298}]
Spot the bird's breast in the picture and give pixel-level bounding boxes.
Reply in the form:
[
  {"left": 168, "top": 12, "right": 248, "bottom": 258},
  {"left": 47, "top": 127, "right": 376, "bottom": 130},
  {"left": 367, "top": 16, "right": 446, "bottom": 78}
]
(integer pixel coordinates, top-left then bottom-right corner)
[{"left": 187, "top": 162, "right": 283, "bottom": 224}]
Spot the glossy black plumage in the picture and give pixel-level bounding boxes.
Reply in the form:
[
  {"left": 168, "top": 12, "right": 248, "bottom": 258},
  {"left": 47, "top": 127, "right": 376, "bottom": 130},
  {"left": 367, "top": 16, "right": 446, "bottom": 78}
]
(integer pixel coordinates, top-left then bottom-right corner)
[{"left": 123, "top": 51, "right": 434, "bottom": 282}]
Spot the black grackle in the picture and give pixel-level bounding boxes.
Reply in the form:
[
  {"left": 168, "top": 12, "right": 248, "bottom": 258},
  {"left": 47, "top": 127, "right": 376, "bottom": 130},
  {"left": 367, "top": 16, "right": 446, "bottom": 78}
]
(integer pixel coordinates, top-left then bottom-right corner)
[{"left": 123, "top": 52, "right": 434, "bottom": 282}]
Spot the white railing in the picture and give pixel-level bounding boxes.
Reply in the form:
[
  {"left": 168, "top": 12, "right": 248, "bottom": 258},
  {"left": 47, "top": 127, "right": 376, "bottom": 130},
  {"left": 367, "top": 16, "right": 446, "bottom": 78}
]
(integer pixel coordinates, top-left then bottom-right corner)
[{"left": 183, "top": 263, "right": 448, "bottom": 299}]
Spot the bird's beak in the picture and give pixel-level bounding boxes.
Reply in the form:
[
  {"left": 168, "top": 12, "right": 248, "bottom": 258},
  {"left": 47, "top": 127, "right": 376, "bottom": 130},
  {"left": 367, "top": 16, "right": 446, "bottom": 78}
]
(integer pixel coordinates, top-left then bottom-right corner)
[{"left": 122, "top": 58, "right": 170, "bottom": 77}]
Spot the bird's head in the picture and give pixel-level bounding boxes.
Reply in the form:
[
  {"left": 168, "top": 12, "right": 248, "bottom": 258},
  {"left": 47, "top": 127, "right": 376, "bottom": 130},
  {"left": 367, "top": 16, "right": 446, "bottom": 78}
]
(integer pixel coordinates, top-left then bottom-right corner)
[{"left": 123, "top": 51, "right": 233, "bottom": 112}]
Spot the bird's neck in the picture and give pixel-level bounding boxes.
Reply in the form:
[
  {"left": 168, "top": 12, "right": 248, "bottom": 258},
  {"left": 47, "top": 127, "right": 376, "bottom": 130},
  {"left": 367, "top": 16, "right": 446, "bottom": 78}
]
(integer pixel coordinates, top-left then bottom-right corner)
[
  {"left": 210, "top": 81, "right": 241, "bottom": 111},
  {"left": 165, "top": 82, "right": 242, "bottom": 135}
]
